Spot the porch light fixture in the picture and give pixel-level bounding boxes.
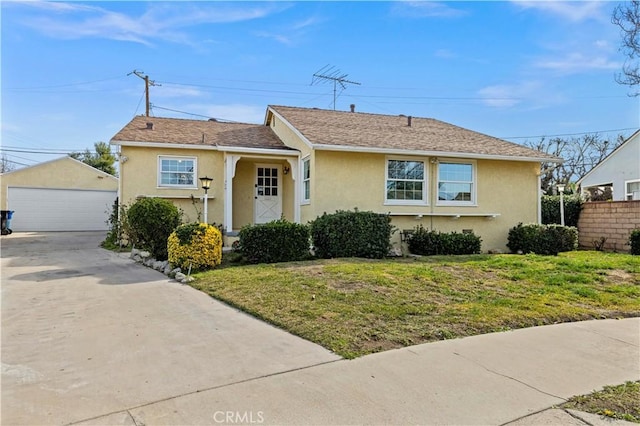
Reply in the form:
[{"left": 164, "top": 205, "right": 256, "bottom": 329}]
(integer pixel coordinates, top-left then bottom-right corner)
[
  {"left": 557, "top": 184, "right": 565, "bottom": 226},
  {"left": 200, "top": 176, "right": 213, "bottom": 224},
  {"left": 283, "top": 165, "right": 290, "bottom": 175}
]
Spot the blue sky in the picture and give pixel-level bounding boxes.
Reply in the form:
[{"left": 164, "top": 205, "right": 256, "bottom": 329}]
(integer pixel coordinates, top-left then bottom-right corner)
[{"left": 2, "top": 1, "right": 639, "bottom": 169}]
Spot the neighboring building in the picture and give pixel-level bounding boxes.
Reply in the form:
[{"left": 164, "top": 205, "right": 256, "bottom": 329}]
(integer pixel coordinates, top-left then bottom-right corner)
[
  {"left": 110, "top": 105, "right": 560, "bottom": 252},
  {"left": 578, "top": 130, "right": 640, "bottom": 201},
  {"left": 0, "top": 156, "right": 118, "bottom": 231}
]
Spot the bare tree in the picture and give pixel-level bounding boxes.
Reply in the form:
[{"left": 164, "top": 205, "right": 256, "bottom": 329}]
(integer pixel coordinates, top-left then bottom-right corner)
[
  {"left": 0, "top": 154, "right": 16, "bottom": 173},
  {"left": 525, "top": 134, "right": 626, "bottom": 194},
  {"left": 612, "top": 0, "right": 640, "bottom": 95}
]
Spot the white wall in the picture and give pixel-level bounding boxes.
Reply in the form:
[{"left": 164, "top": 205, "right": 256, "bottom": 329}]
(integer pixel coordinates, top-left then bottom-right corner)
[{"left": 580, "top": 132, "right": 640, "bottom": 201}]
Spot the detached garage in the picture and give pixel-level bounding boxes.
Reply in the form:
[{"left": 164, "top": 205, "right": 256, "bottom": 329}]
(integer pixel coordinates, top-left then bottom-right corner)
[{"left": 1, "top": 157, "right": 118, "bottom": 232}]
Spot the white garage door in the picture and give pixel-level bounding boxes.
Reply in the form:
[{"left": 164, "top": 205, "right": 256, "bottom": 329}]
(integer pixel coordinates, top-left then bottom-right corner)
[{"left": 7, "top": 187, "right": 117, "bottom": 232}]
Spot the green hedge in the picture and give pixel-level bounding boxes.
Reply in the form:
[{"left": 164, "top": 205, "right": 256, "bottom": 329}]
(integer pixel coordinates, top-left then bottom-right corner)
[
  {"left": 127, "top": 198, "right": 181, "bottom": 260},
  {"left": 310, "top": 210, "right": 393, "bottom": 259},
  {"left": 238, "top": 219, "right": 310, "bottom": 264},
  {"left": 630, "top": 229, "right": 640, "bottom": 255},
  {"left": 407, "top": 225, "right": 482, "bottom": 256},
  {"left": 541, "top": 195, "right": 583, "bottom": 227},
  {"left": 507, "top": 223, "right": 578, "bottom": 256}
]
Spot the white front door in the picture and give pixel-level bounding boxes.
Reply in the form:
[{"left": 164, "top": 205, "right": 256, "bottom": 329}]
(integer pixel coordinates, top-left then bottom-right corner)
[{"left": 254, "top": 164, "right": 282, "bottom": 224}]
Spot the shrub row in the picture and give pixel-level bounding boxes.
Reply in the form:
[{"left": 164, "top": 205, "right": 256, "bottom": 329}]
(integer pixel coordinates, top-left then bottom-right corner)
[
  {"left": 630, "top": 229, "right": 640, "bottom": 255},
  {"left": 406, "top": 225, "right": 482, "bottom": 256},
  {"left": 127, "top": 198, "right": 181, "bottom": 260},
  {"left": 507, "top": 223, "right": 578, "bottom": 256},
  {"left": 168, "top": 223, "right": 222, "bottom": 271},
  {"left": 541, "top": 194, "right": 583, "bottom": 227},
  {"left": 237, "top": 219, "right": 310, "bottom": 264},
  {"left": 310, "top": 210, "right": 393, "bottom": 259}
]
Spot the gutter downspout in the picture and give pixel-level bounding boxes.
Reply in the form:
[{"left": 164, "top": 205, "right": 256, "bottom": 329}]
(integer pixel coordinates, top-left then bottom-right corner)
[{"left": 537, "top": 172, "right": 542, "bottom": 224}]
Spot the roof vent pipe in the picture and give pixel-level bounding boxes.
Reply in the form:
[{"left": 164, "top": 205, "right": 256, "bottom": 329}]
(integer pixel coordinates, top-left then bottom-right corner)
[
  {"left": 146, "top": 122, "right": 154, "bottom": 130},
  {"left": 350, "top": 104, "right": 355, "bottom": 113},
  {"left": 408, "top": 116, "right": 412, "bottom": 127}
]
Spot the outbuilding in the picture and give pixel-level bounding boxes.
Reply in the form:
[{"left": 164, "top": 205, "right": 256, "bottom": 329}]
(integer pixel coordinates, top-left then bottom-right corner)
[{"left": 0, "top": 156, "right": 118, "bottom": 232}]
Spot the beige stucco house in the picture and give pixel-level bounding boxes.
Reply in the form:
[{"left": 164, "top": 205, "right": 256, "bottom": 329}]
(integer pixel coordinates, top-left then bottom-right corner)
[
  {"left": 110, "top": 105, "right": 560, "bottom": 252},
  {"left": 0, "top": 156, "right": 118, "bottom": 231}
]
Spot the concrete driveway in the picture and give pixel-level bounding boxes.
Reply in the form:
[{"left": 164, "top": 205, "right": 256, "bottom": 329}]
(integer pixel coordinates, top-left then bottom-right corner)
[{"left": 1, "top": 232, "right": 340, "bottom": 425}]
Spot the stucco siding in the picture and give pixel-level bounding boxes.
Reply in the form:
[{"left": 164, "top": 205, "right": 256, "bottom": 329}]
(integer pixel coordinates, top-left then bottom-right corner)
[
  {"left": 306, "top": 152, "right": 539, "bottom": 252},
  {"left": 1, "top": 157, "right": 117, "bottom": 210},
  {"left": 119, "top": 146, "right": 224, "bottom": 224},
  {"left": 269, "top": 114, "right": 312, "bottom": 156}
]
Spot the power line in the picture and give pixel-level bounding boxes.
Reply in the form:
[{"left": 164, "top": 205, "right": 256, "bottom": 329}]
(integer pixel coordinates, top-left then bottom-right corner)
[
  {"left": 2, "top": 158, "right": 31, "bottom": 167},
  {"left": 151, "top": 105, "right": 244, "bottom": 123},
  {"left": 502, "top": 127, "right": 637, "bottom": 140},
  {"left": 129, "top": 70, "right": 161, "bottom": 117},
  {"left": 0, "top": 148, "right": 75, "bottom": 154},
  {"left": 4, "top": 74, "right": 128, "bottom": 91}
]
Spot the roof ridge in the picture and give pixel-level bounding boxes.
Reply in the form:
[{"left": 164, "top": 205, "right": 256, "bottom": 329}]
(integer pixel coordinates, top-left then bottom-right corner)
[{"left": 134, "top": 115, "right": 259, "bottom": 126}]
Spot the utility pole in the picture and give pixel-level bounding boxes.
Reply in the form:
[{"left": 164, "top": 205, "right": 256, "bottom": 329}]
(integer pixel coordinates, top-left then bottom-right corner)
[
  {"left": 128, "top": 70, "right": 161, "bottom": 117},
  {"left": 311, "top": 65, "right": 360, "bottom": 110}
]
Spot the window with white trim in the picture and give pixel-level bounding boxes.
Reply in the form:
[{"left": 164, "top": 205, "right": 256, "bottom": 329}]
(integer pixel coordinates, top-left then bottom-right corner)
[
  {"left": 385, "top": 158, "right": 426, "bottom": 204},
  {"left": 302, "top": 157, "right": 311, "bottom": 203},
  {"left": 158, "top": 156, "right": 197, "bottom": 188},
  {"left": 626, "top": 180, "right": 640, "bottom": 200},
  {"left": 437, "top": 161, "right": 475, "bottom": 205}
]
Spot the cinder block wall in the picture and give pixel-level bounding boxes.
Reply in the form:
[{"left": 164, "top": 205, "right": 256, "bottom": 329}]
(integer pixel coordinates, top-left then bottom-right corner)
[{"left": 577, "top": 201, "right": 640, "bottom": 252}]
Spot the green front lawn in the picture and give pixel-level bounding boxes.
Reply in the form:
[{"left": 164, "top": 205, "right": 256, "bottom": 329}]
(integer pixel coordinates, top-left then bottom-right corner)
[{"left": 191, "top": 251, "right": 640, "bottom": 358}]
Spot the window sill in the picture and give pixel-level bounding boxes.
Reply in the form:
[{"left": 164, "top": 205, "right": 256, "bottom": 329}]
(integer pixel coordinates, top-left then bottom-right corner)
[
  {"left": 384, "top": 201, "right": 429, "bottom": 207},
  {"left": 436, "top": 202, "right": 477, "bottom": 207},
  {"left": 385, "top": 212, "right": 500, "bottom": 219},
  {"left": 138, "top": 195, "right": 215, "bottom": 200}
]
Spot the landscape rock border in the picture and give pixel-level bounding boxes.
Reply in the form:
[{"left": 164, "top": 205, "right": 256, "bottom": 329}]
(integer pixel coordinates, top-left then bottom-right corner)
[{"left": 130, "top": 248, "right": 194, "bottom": 284}]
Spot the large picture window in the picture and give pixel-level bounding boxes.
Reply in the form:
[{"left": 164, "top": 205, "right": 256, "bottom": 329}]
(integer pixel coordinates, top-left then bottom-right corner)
[
  {"left": 386, "top": 159, "right": 426, "bottom": 204},
  {"left": 302, "top": 157, "right": 311, "bottom": 203},
  {"left": 158, "top": 156, "right": 197, "bottom": 187},
  {"left": 438, "top": 161, "right": 475, "bottom": 205}
]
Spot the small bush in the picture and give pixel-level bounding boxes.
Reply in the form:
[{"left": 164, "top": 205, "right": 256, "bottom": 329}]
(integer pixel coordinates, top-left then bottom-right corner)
[
  {"left": 127, "top": 198, "right": 181, "bottom": 260},
  {"left": 541, "top": 194, "right": 583, "bottom": 227},
  {"left": 407, "top": 225, "right": 482, "bottom": 255},
  {"left": 168, "top": 223, "right": 222, "bottom": 271},
  {"left": 507, "top": 223, "right": 578, "bottom": 256},
  {"left": 310, "top": 210, "right": 393, "bottom": 259},
  {"left": 630, "top": 229, "right": 640, "bottom": 255},
  {"left": 238, "top": 219, "right": 310, "bottom": 264}
]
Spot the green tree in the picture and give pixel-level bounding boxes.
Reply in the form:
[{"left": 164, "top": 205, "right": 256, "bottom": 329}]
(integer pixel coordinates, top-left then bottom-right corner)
[{"left": 69, "top": 141, "right": 117, "bottom": 176}]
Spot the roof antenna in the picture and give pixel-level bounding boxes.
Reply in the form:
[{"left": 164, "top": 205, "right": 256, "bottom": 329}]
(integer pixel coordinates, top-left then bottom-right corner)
[{"left": 311, "top": 65, "right": 361, "bottom": 111}]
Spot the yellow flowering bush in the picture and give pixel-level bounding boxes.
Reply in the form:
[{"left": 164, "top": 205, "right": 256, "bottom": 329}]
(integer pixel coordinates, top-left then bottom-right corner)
[{"left": 168, "top": 223, "right": 222, "bottom": 271}]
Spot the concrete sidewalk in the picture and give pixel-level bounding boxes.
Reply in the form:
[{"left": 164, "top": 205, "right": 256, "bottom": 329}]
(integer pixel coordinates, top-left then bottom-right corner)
[{"left": 75, "top": 318, "right": 639, "bottom": 425}]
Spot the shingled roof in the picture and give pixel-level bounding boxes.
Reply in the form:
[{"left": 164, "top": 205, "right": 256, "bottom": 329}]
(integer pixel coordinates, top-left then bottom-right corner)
[
  {"left": 111, "top": 115, "right": 292, "bottom": 151},
  {"left": 268, "top": 105, "right": 560, "bottom": 162}
]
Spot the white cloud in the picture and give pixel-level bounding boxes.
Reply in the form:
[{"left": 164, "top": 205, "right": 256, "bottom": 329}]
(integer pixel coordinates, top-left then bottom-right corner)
[
  {"left": 434, "top": 49, "right": 456, "bottom": 59},
  {"left": 155, "top": 85, "right": 205, "bottom": 99},
  {"left": 13, "top": 2, "right": 286, "bottom": 46},
  {"left": 254, "top": 14, "right": 323, "bottom": 46},
  {"left": 535, "top": 52, "right": 621, "bottom": 73},
  {"left": 391, "top": 1, "right": 468, "bottom": 18},
  {"left": 477, "top": 81, "right": 544, "bottom": 108},
  {"left": 511, "top": 1, "right": 607, "bottom": 22}
]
